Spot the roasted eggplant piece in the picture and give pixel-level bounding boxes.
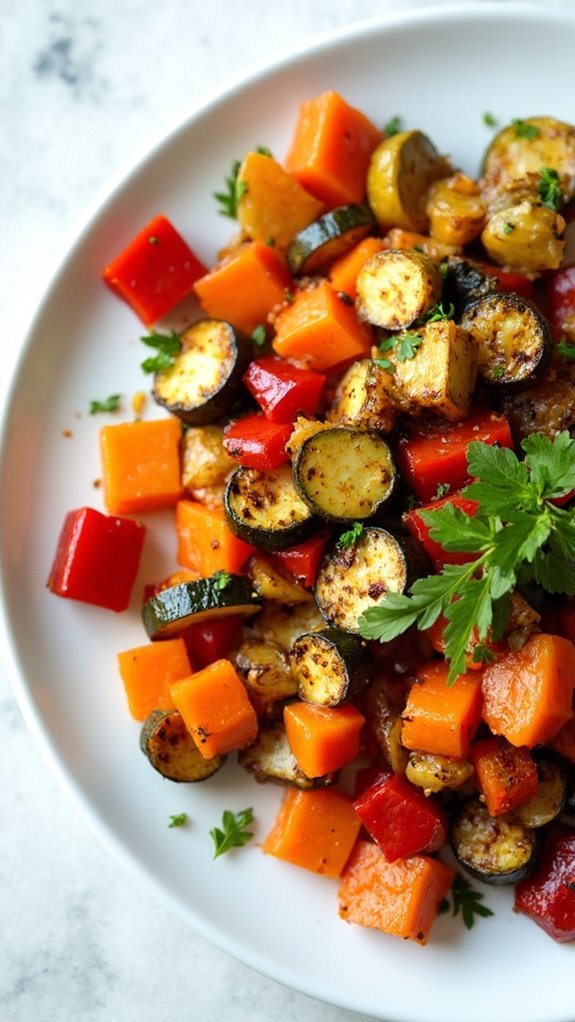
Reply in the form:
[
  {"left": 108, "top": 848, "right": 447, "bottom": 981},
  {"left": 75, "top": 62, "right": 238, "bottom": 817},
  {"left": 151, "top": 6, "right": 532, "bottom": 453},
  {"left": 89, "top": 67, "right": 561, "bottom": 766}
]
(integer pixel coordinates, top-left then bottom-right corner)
[
  {"left": 482, "top": 116, "right": 575, "bottom": 199},
  {"left": 290, "top": 628, "right": 373, "bottom": 707},
  {"left": 234, "top": 637, "right": 297, "bottom": 715},
  {"left": 253, "top": 601, "right": 326, "bottom": 651},
  {"left": 509, "top": 760, "right": 566, "bottom": 829},
  {"left": 461, "top": 293, "right": 551, "bottom": 388},
  {"left": 140, "top": 709, "right": 226, "bottom": 782},
  {"left": 287, "top": 204, "right": 375, "bottom": 276},
  {"left": 441, "top": 256, "right": 500, "bottom": 315},
  {"left": 367, "top": 129, "right": 452, "bottom": 233},
  {"left": 356, "top": 248, "right": 441, "bottom": 330},
  {"left": 314, "top": 525, "right": 429, "bottom": 633},
  {"left": 293, "top": 427, "right": 396, "bottom": 522},
  {"left": 142, "top": 573, "right": 261, "bottom": 639},
  {"left": 247, "top": 553, "right": 313, "bottom": 606},
  {"left": 451, "top": 798, "right": 538, "bottom": 886},
  {"left": 359, "top": 672, "right": 408, "bottom": 773},
  {"left": 152, "top": 319, "right": 250, "bottom": 425},
  {"left": 224, "top": 464, "right": 317, "bottom": 550},
  {"left": 238, "top": 719, "right": 335, "bottom": 787},
  {"left": 328, "top": 359, "right": 397, "bottom": 434}
]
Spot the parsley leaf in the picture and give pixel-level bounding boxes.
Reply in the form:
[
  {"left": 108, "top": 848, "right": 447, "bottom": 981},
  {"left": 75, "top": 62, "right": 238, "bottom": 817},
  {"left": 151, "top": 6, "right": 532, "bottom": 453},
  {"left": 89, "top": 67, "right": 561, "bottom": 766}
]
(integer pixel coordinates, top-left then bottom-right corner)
[
  {"left": 538, "top": 167, "right": 563, "bottom": 211},
  {"left": 255, "top": 145, "right": 273, "bottom": 157},
  {"left": 213, "top": 570, "right": 233, "bottom": 591},
  {"left": 338, "top": 522, "right": 364, "bottom": 549},
  {"left": 557, "top": 340, "right": 575, "bottom": 360},
  {"left": 483, "top": 111, "right": 497, "bottom": 127},
  {"left": 396, "top": 332, "right": 424, "bottom": 361},
  {"left": 89, "top": 394, "right": 121, "bottom": 414},
  {"left": 434, "top": 482, "right": 450, "bottom": 500},
  {"left": 210, "top": 807, "right": 254, "bottom": 858},
  {"left": 169, "top": 813, "right": 188, "bottom": 828},
  {"left": 214, "top": 159, "right": 246, "bottom": 218},
  {"left": 512, "top": 118, "right": 540, "bottom": 140},
  {"left": 440, "top": 873, "right": 494, "bottom": 929},
  {"left": 502, "top": 223, "right": 514, "bottom": 236},
  {"left": 140, "top": 330, "right": 182, "bottom": 374},
  {"left": 251, "top": 324, "right": 267, "bottom": 346},
  {"left": 425, "top": 300, "right": 455, "bottom": 323},
  {"left": 384, "top": 115, "right": 401, "bottom": 137}
]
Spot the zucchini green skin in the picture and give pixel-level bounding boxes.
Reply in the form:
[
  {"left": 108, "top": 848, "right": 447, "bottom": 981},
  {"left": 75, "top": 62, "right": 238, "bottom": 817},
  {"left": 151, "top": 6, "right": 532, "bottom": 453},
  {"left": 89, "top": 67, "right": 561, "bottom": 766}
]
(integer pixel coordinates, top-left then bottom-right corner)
[
  {"left": 224, "top": 464, "right": 318, "bottom": 551},
  {"left": 292, "top": 427, "right": 396, "bottom": 522},
  {"left": 152, "top": 318, "right": 251, "bottom": 425},
  {"left": 460, "top": 293, "right": 551, "bottom": 389},
  {"left": 450, "top": 798, "right": 539, "bottom": 886},
  {"left": 290, "top": 627, "right": 373, "bottom": 708},
  {"left": 286, "top": 204, "right": 375, "bottom": 276},
  {"left": 238, "top": 719, "right": 336, "bottom": 788},
  {"left": 140, "top": 709, "right": 227, "bottom": 781},
  {"left": 141, "top": 573, "right": 261, "bottom": 639}
]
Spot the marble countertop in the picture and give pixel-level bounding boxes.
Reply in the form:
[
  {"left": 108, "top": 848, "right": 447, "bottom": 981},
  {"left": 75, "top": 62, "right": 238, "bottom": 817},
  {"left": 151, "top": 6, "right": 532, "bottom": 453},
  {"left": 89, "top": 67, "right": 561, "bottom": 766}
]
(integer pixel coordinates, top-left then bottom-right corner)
[{"left": 1, "top": 1, "right": 564, "bottom": 1020}]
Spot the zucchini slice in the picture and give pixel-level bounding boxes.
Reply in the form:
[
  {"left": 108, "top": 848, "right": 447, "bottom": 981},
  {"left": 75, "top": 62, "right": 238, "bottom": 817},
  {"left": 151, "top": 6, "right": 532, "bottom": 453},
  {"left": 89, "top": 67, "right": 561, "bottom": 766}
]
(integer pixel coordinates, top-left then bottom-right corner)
[
  {"left": 451, "top": 798, "right": 538, "bottom": 886},
  {"left": 289, "top": 628, "right": 373, "bottom": 707},
  {"left": 482, "top": 116, "right": 575, "bottom": 199},
  {"left": 328, "top": 359, "right": 397, "bottom": 434},
  {"left": 141, "top": 573, "right": 260, "bottom": 639},
  {"left": 314, "top": 526, "right": 428, "bottom": 633},
  {"left": 460, "top": 293, "right": 551, "bottom": 388},
  {"left": 152, "top": 319, "right": 250, "bottom": 425},
  {"left": 286, "top": 204, "right": 375, "bottom": 276},
  {"left": 238, "top": 719, "right": 335, "bottom": 788},
  {"left": 367, "top": 129, "right": 452, "bottom": 233},
  {"left": 356, "top": 249, "right": 441, "bottom": 330},
  {"left": 234, "top": 637, "right": 297, "bottom": 715},
  {"left": 509, "top": 760, "right": 566, "bottom": 829},
  {"left": 292, "top": 427, "right": 396, "bottom": 522},
  {"left": 140, "top": 709, "right": 226, "bottom": 782},
  {"left": 224, "top": 464, "right": 317, "bottom": 551}
]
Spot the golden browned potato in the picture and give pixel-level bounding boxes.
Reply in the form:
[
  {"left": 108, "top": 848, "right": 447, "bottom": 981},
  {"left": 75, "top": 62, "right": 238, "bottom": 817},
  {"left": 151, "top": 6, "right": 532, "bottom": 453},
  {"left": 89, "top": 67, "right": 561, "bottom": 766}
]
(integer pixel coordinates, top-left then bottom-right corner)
[
  {"left": 367, "top": 129, "right": 452, "bottom": 232},
  {"left": 482, "top": 116, "right": 575, "bottom": 198},
  {"left": 328, "top": 359, "right": 397, "bottom": 433},
  {"left": 356, "top": 249, "right": 441, "bottom": 330},
  {"left": 236, "top": 151, "right": 325, "bottom": 251},
  {"left": 389, "top": 319, "right": 477, "bottom": 422},
  {"left": 285, "top": 415, "right": 333, "bottom": 459},
  {"left": 181, "top": 424, "right": 236, "bottom": 490},
  {"left": 481, "top": 200, "right": 565, "bottom": 275},
  {"left": 426, "top": 173, "right": 486, "bottom": 246}
]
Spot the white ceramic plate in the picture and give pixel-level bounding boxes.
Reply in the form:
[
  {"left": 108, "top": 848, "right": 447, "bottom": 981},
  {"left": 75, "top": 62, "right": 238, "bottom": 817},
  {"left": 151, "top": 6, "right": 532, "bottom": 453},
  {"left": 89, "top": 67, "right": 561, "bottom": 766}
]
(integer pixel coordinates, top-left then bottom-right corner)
[{"left": 3, "top": 4, "right": 575, "bottom": 1020}]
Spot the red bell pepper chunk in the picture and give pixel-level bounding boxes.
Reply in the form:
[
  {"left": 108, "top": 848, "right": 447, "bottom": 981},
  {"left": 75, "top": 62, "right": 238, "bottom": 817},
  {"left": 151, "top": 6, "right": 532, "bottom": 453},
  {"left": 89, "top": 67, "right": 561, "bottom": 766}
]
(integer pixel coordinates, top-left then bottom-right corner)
[
  {"left": 404, "top": 492, "right": 479, "bottom": 571},
  {"left": 353, "top": 772, "right": 447, "bottom": 862},
  {"left": 223, "top": 413, "right": 293, "bottom": 470},
  {"left": 475, "top": 260, "right": 535, "bottom": 302},
  {"left": 398, "top": 411, "right": 514, "bottom": 502},
  {"left": 102, "top": 214, "right": 207, "bottom": 326},
  {"left": 546, "top": 263, "right": 575, "bottom": 340},
  {"left": 274, "top": 531, "right": 329, "bottom": 588},
  {"left": 243, "top": 356, "right": 325, "bottom": 423},
  {"left": 181, "top": 615, "right": 245, "bottom": 669},
  {"left": 515, "top": 826, "right": 575, "bottom": 942},
  {"left": 47, "top": 506, "right": 145, "bottom": 612}
]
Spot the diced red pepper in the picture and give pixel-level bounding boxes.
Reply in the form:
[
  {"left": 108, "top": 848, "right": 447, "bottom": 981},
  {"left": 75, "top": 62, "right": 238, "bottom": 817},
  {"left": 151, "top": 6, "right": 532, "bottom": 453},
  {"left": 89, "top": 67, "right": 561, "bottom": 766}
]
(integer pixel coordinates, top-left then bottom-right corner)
[
  {"left": 470, "top": 736, "right": 538, "bottom": 817},
  {"left": 47, "top": 506, "right": 145, "bottom": 612},
  {"left": 102, "top": 214, "right": 207, "bottom": 326},
  {"left": 476, "top": 260, "right": 535, "bottom": 302},
  {"left": 223, "top": 414, "right": 293, "bottom": 470},
  {"left": 243, "top": 356, "right": 325, "bottom": 423},
  {"left": 546, "top": 263, "right": 575, "bottom": 341},
  {"left": 274, "top": 531, "right": 329, "bottom": 588},
  {"left": 353, "top": 771, "right": 447, "bottom": 862},
  {"left": 180, "top": 615, "right": 245, "bottom": 669},
  {"left": 403, "top": 492, "right": 479, "bottom": 570},
  {"left": 397, "top": 411, "right": 514, "bottom": 502},
  {"left": 515, "top": 826, "right": 575, "bottom": 942}
]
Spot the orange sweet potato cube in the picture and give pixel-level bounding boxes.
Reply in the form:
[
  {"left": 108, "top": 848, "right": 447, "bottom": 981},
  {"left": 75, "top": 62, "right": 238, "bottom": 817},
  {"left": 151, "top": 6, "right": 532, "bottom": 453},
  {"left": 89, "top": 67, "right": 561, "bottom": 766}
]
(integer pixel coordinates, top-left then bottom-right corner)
[
  {"left": 100, "top": 417, "right": 183, "bottom": 514},
  {"left": 176, "top": 500, "right": 254, "bottom": 576},
  {"left": 262, "top": 788, "right": 361, "bottom": 878},
  {"left": 283, "top": 702, "right": 365, "bottom": 778},
  {"left": 194, "top": 241, "right": 291, "bottom": 336},
  {"left": 401, "top": 660, "right": 483, "bottom": 759},
  {"left": 117, "top": 638, "right": 192, "bottom": 721},
  {"left": 170, "top": 659, "right": 258, "bottom": 758},
  {"left": 272, "top": 280, "right": 372, "bottom": 371}
]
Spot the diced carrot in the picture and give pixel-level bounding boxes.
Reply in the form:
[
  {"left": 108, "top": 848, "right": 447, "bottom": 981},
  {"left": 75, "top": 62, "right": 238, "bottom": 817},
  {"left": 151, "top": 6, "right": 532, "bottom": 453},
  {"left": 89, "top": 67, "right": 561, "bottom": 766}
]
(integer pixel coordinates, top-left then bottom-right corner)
[
  {"left": 100, "top": 417, "right": 183, "bottom": 514},
  {"left": 285, "top": 90, "right": 382, "bottom": 208},
  {"left": 262, "top": 788, "right": 361, "bottom": 877},
  {"left": 470, "top": 737, "right": 539, "bottom": 817},
  {"left": 338, "top": 840, "right": 454, "bottom": 944},
  {"left": 550, "top": 716, "right": 575, "bottom": 764},
  {"left": 170, "top": 658, "right": 258, "bottom": 758},
  {"left": 401, "top": 660, "right": 483, "bottom": 759},
  {"left": 481, "top": 633, "right": 575, "bottom": 748},
  {"left": 272, "top": 280, "right": 373, "bottom": 371},
  {"left": 283, "top": 702, "right": 365, "bottom": 777},
  {"left": 328, "top": 236, "right": 386, "bottom": 298},
  {"left": 117, "top": 638, "right": 191, "bottom": 722},
  {"left": 236, "top": 151, "right": 326, "bottom": 251},
  {"left": 176, "top": 500, "right": 255, "bottom": 576},
  {"left": 194, "top": 241, "right": 291, "bottom": 336}
]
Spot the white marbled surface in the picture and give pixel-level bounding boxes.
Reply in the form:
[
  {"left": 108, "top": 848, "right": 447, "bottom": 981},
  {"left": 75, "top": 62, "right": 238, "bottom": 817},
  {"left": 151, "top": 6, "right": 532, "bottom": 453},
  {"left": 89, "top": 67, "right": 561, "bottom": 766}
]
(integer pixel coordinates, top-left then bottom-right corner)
[{"left": 0, "top": 1, "right": 566, "bottom": 1021}]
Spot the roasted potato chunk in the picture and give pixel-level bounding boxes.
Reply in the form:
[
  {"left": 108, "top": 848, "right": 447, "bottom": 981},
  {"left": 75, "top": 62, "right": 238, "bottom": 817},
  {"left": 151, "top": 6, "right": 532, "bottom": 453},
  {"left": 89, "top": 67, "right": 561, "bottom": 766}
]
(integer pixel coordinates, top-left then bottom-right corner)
[
  {"left": 367, "top": 129, "right": 452, "bottom": 232},
  {"left": 481, "top": 200, "right": 565, "bottom": 275},
  {"left": 182, "top": 425, "right": 236, "bottom": 490},
  {"left": 426, "top": 173, "right": 486, "bottom": 247},
  {"left": 356, "top": 249, "right": 441, "bottom": 331},
  {"left": 482, "top": 116, "right": 575, "bottom": 199},
  {"left": 389, "top": 319, "right": 477, "bottom": 421},
  {"left": 248, "top": 553, "right": 313, "bottom": 606},
  {"left": 328, "top": 359, "right": 397, "bottom": 433}
]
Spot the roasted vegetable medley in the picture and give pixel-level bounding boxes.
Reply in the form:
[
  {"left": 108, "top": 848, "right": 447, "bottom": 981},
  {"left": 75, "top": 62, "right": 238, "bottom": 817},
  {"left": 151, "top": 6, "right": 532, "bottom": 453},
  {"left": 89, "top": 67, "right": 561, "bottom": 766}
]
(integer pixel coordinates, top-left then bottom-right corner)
[{"left": 48, "top": 91, "right": 575, "bottom": 945}]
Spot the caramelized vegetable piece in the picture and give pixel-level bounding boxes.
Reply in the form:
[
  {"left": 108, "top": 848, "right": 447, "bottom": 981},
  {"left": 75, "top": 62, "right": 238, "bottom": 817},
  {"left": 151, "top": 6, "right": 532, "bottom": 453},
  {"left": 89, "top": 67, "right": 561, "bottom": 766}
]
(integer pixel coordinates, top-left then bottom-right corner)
[
  {"left": 234, "top": 637, "right": 297, "bottom": 716},
  {"left": 356, "top": 249, "right": 441, "bottom": 330},
  {"left": 426, "top": 173, "right": 486, "bottom": 246},
  {"left": 290, "top": 628, "right": 373, "bottom": 708},
  {"left": 353, "top": 772, "right": 447, "bottom": 861},
  {"left": 262, "top": 787, "right": 362, "bottom": 876},
  {"left": 238, "top": 720, "right": 335, "bottom": 788},
  {"left": 515, "top": 826, "right": 575, "bottom": 941},
  {"left": 253, "top": 600, "right": 325, "bottom": 651},
  {"left": 236, "top": 150, "right": 325, "bottom": 250},
  {"left": 510, "top": 760, "right": 566, "bottom": 829},
  {"left": 287, "top": 204, "right": 375, "bottom": 276},
  {"left": 328, "top": 236, "right": 387, "bottom": 298},
  {"left": 100, "top": 418, "right": 183, "bottom": 514},
  {"left": 388, "top": 319, "right": 477, "bottom": 423},
  {"left": 117, "top": 638, "right": 191, "bottom": 721},
  {"left": 247, "top": 553, "right": 312, "bottom": 606},
  {"left": 194, "top": 241, "right": 291, "bottom": 336},
  {"left": 140, "top": 708, "right": 226, "bottom": 782},
  {"left": 482, "top": 116, "right": 575, "bottom": 198},
  {"left": 481, "top": 201, "right": 565, "bottom": 275},
  {"left": 176, "top": 500, "right": 255, "bottom": 575},
  {"left": 181, "top": 425, "right": 236, "bottom": 491},
  {"left": 401, "top": 660, "right": 483, "bottom": 759},
  {"left": 451, "top": 798, "right": 538, "bottom": 886},
  {"left": 170, "top": 659, "right": 258, "bottom": 758},
  {"left": 367, "top": 129, "right": 451, "bottom": 233},
  {"left": 328, "top": 359, "right": 397, "bottom": 433},
  {"left": 406, "top": 751, "right": 474, "bottom": 794},
  {"left": 460, "top": 293, "right": 551, "bottom": 388},
  {"left": 272, "top": 280, "right": 373, "bottom": 371},
  {"left": 283, "top": 702, "right": 365, "bottom": 777},
  {"left": 339, "top": 840, "right": 454, "bottom": 944},
  {"left": 360, "top": 672, "right": 408, "bottom": 773},
  {"left": 470, "top": 737, "right": 538, "bottom": 817}
]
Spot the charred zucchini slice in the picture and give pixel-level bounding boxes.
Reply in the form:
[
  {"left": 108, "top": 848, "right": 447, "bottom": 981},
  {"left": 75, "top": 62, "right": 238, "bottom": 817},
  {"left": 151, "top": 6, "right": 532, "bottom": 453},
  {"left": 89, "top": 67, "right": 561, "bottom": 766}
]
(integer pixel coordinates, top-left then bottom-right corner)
[
  {"left": 441, "top": 256, "right": 500, "bottom": 315},
  {"left": 141, "top": 573, "right": 260, "bottom": 639},
  {"left": 367, "top": 129, "right": 452, "bottom": 233},
  {"left": 328, "top": 359, "right": 397, "bottom": 434},
  {"left": 314, "top": 525, "right": 428, "bottom": 633},
  {"left": 509, "top": 760, "right": 565, "bottom": 829},
  {"left": 238, "top": 719, "right": 335, "bottom": 787},
  {"left": 286, "top": 204, "right": 375, "bottom": 276},
  {"left": 140, "top": 709, "right": 226, "bottom": 782},
  {"left": 482, "top": 116, "right": 575, "bottom": 199},
  {"left": 356, "top": 249, "right": 441, "bottom": 331},
  {"left": 224, "top": 464, "right": 317, "bottom": 551},
  {"left": 460, "top": 293, "right": 551, "bottom": 388},
  {"left": 451, "top": 798, "right": 538, "bottom": 886},
  {"left": 290, "top": 628, "right": 373, "bottom": 707},
  {"left": 152, "top": 319, "right": 250, "bottom": 425},
  {"left": 292, "top": 428, "right": 396, "bottom": 522}
]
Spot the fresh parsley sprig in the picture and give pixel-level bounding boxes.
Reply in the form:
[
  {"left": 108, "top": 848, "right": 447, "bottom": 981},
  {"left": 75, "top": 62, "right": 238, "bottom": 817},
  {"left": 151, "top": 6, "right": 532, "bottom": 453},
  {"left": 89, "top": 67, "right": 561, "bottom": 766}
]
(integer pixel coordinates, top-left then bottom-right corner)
[
  {"left": 214, "top": 159, "right": 247, "bottom": 218},
  {"left": 384, "top": 115, "right": 401, "bottom": 137},
  {"left": 338, "top": 522, "right": 364, "bottom": 549},
  {"left": 169, "top": 813, "right": 188, "bottom": 828},
  {"left": 210, "top": 807, "right": 254, "bottom": 858},
  {"left": 140, "top": 330, "right": 182, "bottom": 374},
  {"left": 89, "top": 394, "right": 121, "bottom": 414},
  {"left": 512, "top": 118, "right": 540, "bottom": 140},
  {"left": 425, "top": 300, "right": 455, "bottom": 323},
  {"left": 359, "top": 432, "right": 575, "bottom": 683},
  {"left": 439, "top": 873, "right": 494, "bottom": 929},
  {"left": 377, "top": 332, "right": 423, "bottom": 371},
  {"left": 538, "top": 167, "right": 563, "bottom": 211}
]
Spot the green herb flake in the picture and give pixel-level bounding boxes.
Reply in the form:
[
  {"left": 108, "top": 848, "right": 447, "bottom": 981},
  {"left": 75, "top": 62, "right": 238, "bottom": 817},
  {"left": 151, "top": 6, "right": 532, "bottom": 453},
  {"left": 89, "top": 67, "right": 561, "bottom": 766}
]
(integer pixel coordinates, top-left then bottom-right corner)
[
  {"left": 283, "top": 289, "right": 295, "bottom": 304},
  {"left": 148, "top": 235, "right": 159, "bottom": 245},
  {"left": 256, "top": 145, "right": 273, "bottom": 158},
  {"left": 214, "top": 159, "right": 246, "bottom": 218},
  {"left": 210, "top": 807, "right": 254, "bottom": 858},
  {"left": 265, "top": 237, "right": 276, "bottom": 247},
  {"left": 214, "top": 571, "right": 233, "bottom": 591},
  {"left": 441, "top": 873, "right": 494, "bottom": 929},
  {"left": 337, "top": 522, "right": 364, "bottom": 549},
  {"left": 140, "top": 330, "right": 182, "bottom": 374},
  {"left": 251, "top": 324, "right": 267, "bottom": 346},
  {"left": 337, "top": 291, "right": 354, "bottom": 306},
  {"left": 503, "top": 223, "right": 514, "bottom": 236},
  {"left": 483, "top": 111, "right": 497, "bottom": 128},
  {"left": 396, "top": 332, "right": 424, "bottom": 361},
  {"left": 557, "top": 340, "right": 575, "bottom": 360},
  {"left": 426, "top": 301, "right": 455, "bottom": 323},
  {"left": 538, "top": 167, "right": 563, "bottom": 211},
  {"left": 471, "top": 642, "right": 496, "bottom": 665},
  {"left": 89, "top": 394, "right": 121, "bottom": 414},
  {"left": 491, "top": 366, "right": 505, "bottom": 380},
  {"left": 384, "top": 115, "right": 401, "bottom": 137},
  {"left": 439, "top": 262, "right": 451, "bottom": 281},
  {"left": 375, "top": 357, "right": 395, "bottom": 373},
  {"left": 512, "top": 118, "right": 541, "bottom": 140},
  {"left": 435, "top": 482, "right": 451, "bottom": 500},
  {"left": 169, "top": 813, "right": 188, "bottom": 828}
]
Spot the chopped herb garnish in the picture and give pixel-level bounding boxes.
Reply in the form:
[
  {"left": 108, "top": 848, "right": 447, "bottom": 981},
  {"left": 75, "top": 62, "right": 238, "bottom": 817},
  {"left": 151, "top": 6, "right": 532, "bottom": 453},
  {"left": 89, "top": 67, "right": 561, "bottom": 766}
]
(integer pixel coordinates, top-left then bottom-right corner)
[
  {"left": 255, "top": 145, "right": 273, "bottom": 157},
  {"left": 140, "top": 330, "right": 182, "bottom": 374},
  {"left": 338, "top": 522, "right": 364, "bottom": 549},
  {"left": 538, "top": 167, "right": 563, "bottom": 211},
  {"left": 359, "top": 432, "right": 575, "bottom": 683},
  {"left": 471, "top": 642, "right": 496, "bottom": 665},
  {"left": 89, "top": 394, "right": 121, "bottom": 414},
  {"left": 503, "top": 223, "right": 514, "bottom": 236},
  {"left": 483, "top": 111, "right": 497, "bottom": 127},
  {"left": 384, "top": 115, "right": 401, "bottom": 137},
  {"left": 210, "top": 807, "right": 254, "bottom": 858},
  {"left": 405, "top": 494, "right": 419, "bottom": 511},
  {"left": 435, "top": 482, "right": 451, "bottom": 500},
  {"left": 251, "top": 324, "right": 267, "bottom": 346},
  {"left": 412, "top": 244, "right": 425, "bottom": 253},
  {"left": 439, "top": 262, "right": 451, "bottom": 280},
  {"left": 426, "top": 300, "right": 455, "bottom": 323},
  {"left": 214, "top": 571, "right": 233, "bottom": 591},
  {"left": 396, "top": 332, "right": 424, "bottom": 361},
  {"left": 492, "top": 366, "right": 505, "bottom": 380},
  {"left": 439, "top": 873, "right": 494, "bottom": 929},
  {"left": 265, "top": 237, "right": 276, "bottom": 247},
  {"left": 283, "top": 289, "right": 295, "bottom": 304},
  {"left": 148, "top": 235, "right": 159, "bottom": 245},
  {"left": 169, "top": 813, "right": 188, "bottom": 828},
  {"left": 557, "top": 340, "right": 575, "bottom": 360},
  {"left": 512, "top": 118, "right": 540, "bottom": 140},
  {"left": 337, "top": 291, "right": 354, "bottom": 306},
  {"left": 214, "top": 159, "right": 246, "bottom": 218}
]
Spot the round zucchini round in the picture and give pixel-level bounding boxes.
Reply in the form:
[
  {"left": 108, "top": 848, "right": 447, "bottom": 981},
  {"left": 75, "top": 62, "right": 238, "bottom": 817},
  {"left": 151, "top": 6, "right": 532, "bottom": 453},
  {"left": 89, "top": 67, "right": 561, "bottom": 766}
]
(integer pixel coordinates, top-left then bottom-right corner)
[
  {"left": 451, "top": 798, "right": 539, "bottom": 886},
  {"left": 367, "top": 129, "right": 452, "bottom": 233},
  {"left": 286, "top": 204, "right": 375, "bottom": 276},
  {"left": 224, "top": 464, "right": 317, "bottom": 551},
  {"left": 152, "top": 318, "right": 251, "bottom": 425},
  {"left": 141, "top": 573, "right": 261, "bottom": 639},
  {"left": 289, "top": 628, "right": 373, "bottom": 708},
  {"left": 460, "top": 292, "right": 551, "bottom": 388},
  {"left": 292, "top": 427, "right": 396, "bottom": 522},
  {"left": 482, "top": 116, "right": 575, "bottom": 199},
  {"left": 140, "top": 709, "right": 226, "bottom": 782}
]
